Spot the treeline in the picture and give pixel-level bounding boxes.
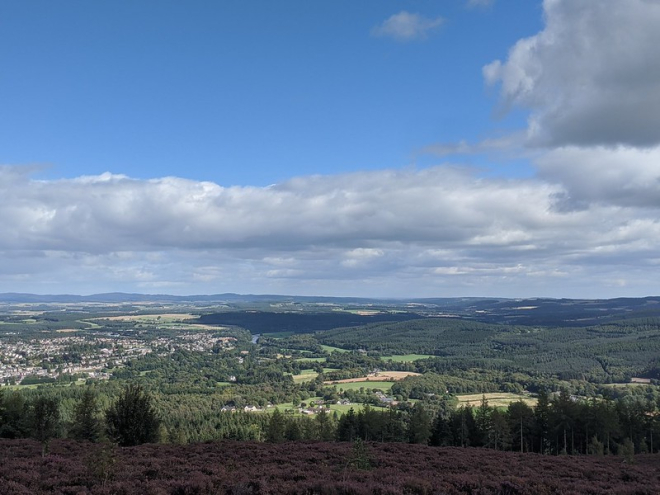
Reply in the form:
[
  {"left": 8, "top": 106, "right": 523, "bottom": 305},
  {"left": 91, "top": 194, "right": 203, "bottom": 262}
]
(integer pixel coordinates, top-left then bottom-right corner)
[
  {"left": 3, "top": 384, "right": 659, "bottom": 458},
  {"left": 0, "top": 384, "right": 162, "bottom": 452}
]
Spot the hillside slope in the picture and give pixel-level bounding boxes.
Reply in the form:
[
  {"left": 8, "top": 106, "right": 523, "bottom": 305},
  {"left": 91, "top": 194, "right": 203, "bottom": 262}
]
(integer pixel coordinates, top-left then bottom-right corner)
[{"left": 1, "top": 439, "right": 657, "bottom": 494}]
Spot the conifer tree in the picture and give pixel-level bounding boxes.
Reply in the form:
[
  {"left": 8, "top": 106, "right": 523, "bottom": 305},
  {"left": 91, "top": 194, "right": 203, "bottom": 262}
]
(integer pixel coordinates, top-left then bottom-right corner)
[
  {"left": 106, "top": 384, "right": 161, "bottom": 446},
  {"left": 30, "top": 396, "right": 60, "bottom": 456},
  {"left": 70, "top": 388, "right": 103, "bottom": 442},
  {"left": 407, "top": 402, "right": 431, "bottom": 444}
]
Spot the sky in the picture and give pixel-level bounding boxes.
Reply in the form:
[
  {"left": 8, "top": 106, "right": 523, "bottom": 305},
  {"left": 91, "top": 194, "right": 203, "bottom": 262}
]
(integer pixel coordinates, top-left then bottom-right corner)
[{"left": 1, "top": 0, "right": 659, "bottom": 299}]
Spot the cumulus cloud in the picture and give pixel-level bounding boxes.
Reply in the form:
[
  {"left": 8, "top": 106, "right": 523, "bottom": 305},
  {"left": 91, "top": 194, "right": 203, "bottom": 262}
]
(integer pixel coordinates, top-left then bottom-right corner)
[
  {"left": 1, "top": 165, "right": 660, "bottom": 297},
  {"left": 484, "top": 0, "right": 660, "bottom": 147},
  {"left": 536, "top": 146, "right": 660, "bottom": 210},
  {"left": 371, "top": 11, "right": 445, "bottom": 41}
]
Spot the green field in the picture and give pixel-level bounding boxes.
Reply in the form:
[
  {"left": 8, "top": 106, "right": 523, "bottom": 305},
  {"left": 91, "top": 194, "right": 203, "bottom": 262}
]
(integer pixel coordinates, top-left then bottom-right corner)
[
  {"left": 270, "top": 400, "right": 379, "bottom": 416},
  {"left": 289, "top": 370, "right": 319, "bottom": 383},
  {"left": 383, "top": 354, "right": 435, "bottom": 362},
  {"left": 294, "top": 356, "right": 327, "bottom": 363},
  {"left": 320, "top": 345, "right": 350, "bottom": 353}
]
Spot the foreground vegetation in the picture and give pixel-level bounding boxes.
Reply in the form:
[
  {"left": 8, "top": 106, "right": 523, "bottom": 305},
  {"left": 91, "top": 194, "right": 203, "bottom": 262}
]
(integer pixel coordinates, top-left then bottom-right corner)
[{"left": 1, "top": 438, "right": 658, "bottom": 495}]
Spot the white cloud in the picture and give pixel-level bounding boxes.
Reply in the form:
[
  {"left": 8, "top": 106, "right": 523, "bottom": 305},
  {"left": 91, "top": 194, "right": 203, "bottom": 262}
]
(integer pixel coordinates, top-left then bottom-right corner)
[
  {"left": 536, "top": 146, "right": 660, "bottom": 210},
  {"left": 371, "top": 11, "right": 445, "bottom": 41},
  {"left": 484, "top": 0, "right": 660, "bottom": 147},
  {"left": 1, "top": 164, "right": 660, "bottom": 298}
]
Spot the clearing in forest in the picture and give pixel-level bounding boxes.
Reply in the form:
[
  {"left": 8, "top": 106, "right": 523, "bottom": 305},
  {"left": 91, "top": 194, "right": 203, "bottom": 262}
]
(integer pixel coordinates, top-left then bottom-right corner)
[
  {"left": 456, "top": 392, "right": 537, "bottom": 408},
  {"left": 324, "top": 371, "right": 420, "bottom": 385}
]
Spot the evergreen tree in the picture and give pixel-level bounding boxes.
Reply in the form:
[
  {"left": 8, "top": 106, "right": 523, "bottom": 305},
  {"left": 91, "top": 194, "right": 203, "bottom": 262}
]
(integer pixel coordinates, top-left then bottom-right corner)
[
  {"left": 0, "top": 391, "right": 29, "bottom": 439},
  {"left": 429, "top": 412, "right": 452, "bottom": 447},
  {"left": 507, "top": 400, "right": 535, "bottom": 452},
  {"left": 265, "top": 408, "right": 286, "bottom": 443},
  {"left": 488, "top": 409, "right": 511, "bottom": 451},
  {"left": 284, "top": 417, "right": 302, "bottom": 441},
  {"left": 474, "top": 396, "right": 491, "bottom": 447},
  {"left": 534, "top": 389, "right": 551, "bottom": 454},
  {"left": 315, "top": 409, "right": 336, "bottom": 441},
  {"left": 70, "top": 388, "right": 103, "bottom": 442},
  {"left": 30, "top": 396, "right": 61, "bottom": 456},
  {"left": 407, "top": 402, "right": 431, "bottom": 444},
  {"left": 105, "top": 384, "right": 161, "bottom": 446},
  {"left": 336, "top": 408, "right": 358, "bottom": 442}
]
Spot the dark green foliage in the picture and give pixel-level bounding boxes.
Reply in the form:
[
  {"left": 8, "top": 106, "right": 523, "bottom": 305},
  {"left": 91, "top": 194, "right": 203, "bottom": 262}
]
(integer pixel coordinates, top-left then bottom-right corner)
[
  {"left": 346, "top": 438, "right": 372, "bottom": 470},
  {"left": 105, "top": 384, "right": 161, "bottom": 446},
  {"left": 265, "top": 408, "right": 285, "bottom": 443},
  {"left": 407, "top": 403, "right": 431, "bottom": 444},
  {"left": 336, "top": 408, "right": 358, "bottom": 442},
  {"left": 506, "top": 400, "right": 535, "bottom": 452},
  {"left": 429, "top": 413, "right": 452, "bottom": 447},
  {"left": 197, "top": 311, "right": 422, "bottom": 334},
  {"left": 70, "top": 389, "right": 103, "bottom": 442},
  {"left": 29, "top": 396, "right": 60, "bottom": 455}
]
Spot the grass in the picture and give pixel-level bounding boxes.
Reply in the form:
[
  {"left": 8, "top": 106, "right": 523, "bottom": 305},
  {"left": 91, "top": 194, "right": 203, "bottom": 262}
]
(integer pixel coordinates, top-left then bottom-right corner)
[
  {"left": 288, "top": 370, "right": 319, "bottom": 383},
  {"left": 456, "top": 392, "right": 537, "bottom": 408},
  {"left": 320, "top": 345, "right": 350, "bottom": 354},
  {"left": 294, "top": 357, "right": 327, "bottom": 363},
  {"left": 270, "top": 400, "right": 379, "bottom": 416},
  {"left": 382, "top": 354, "right": 435, "bottom": 362}
]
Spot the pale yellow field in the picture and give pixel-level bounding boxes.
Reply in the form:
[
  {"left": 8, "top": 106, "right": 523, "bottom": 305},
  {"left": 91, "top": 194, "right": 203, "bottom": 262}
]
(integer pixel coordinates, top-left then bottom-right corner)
[
  {"left": 324, "top": 371, "right": 420, "bottom": 384},
  {"left": 98, "top": 313, "right": 197, "bottom": 322},
  {"left": 457, "top": 393, "right": 537, "bottom": 408}
]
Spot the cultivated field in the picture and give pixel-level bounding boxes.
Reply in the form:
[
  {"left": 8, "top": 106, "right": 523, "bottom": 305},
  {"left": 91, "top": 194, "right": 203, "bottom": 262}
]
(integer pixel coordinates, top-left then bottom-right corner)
[
  {"left": 97, "top": 313, "right": 197, "bottom": 322},
  {"left": 457, "top": 392, "right": 537, "bottom": 408},
  {"left": 382, "top": 354, "right": 435, "bottom": 362},
  {"left": 325, "top": 371, "right": 420, "bottom": 384}
]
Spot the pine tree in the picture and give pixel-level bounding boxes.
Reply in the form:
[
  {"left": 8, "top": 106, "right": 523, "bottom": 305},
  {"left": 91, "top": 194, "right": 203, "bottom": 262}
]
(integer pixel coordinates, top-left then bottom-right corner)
[
  {"left": 265, "top": 408, "right": 286, "bottom": 443},
  {"left": 429, "top": 413, "right": 452, "bottom": 446},
  {"left": 70, "top": 388, "right": 102, "bottom": 442},
  {"left": 30, "top": 396, "right": 60, "bottom": 456},
  {"left": 407, "top": 402, "right": 431, "bottom": 444},
  {"left": 105, "top": 384, "right": 161, "bottom": 446}
]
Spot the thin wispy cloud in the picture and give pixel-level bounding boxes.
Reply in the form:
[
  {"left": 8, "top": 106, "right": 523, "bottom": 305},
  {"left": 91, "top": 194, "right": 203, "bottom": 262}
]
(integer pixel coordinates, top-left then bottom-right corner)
[
  {"left": 467, "top": 0, "right": 494, "bottom": 9},
  {"left": 371, "top": 11, "right": 445, "bottom": 41}
]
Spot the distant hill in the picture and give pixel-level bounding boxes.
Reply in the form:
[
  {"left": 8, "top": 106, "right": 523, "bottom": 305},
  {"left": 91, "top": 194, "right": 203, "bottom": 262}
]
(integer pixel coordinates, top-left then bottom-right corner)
[
  {"left": 2, "top": 292, "right": 660, "bottom": 326},
  {"left": 0, "top": 292, "right": 387, "bottom": 304}
]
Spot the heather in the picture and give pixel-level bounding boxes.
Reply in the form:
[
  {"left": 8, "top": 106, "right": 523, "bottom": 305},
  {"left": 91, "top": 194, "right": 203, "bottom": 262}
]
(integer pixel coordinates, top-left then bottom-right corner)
[{"left": 1, "top": 439, "right": 658, "bottom": 494}]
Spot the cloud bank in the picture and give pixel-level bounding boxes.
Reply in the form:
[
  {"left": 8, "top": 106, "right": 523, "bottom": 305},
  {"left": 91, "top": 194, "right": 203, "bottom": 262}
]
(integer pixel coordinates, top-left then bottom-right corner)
[{"left": 2, "top": 158, "right": 659, "bottom": 297}]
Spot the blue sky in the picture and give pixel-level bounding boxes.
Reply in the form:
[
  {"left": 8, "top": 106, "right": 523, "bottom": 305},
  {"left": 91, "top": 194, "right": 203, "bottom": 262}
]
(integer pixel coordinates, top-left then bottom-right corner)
[
  {"left": 2, "top": 0, "right": 660, "bottom": 298},
  {"left": 1, "top": 0, "right": 539, "bottom": 185}
]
